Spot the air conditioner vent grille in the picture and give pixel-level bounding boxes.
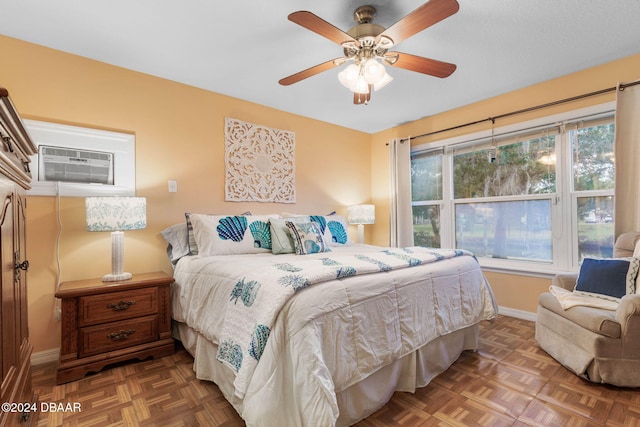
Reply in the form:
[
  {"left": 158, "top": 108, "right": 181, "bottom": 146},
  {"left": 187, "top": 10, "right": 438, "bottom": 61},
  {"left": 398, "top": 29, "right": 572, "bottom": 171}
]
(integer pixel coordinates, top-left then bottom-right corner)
[
  {"left": 38, "top": 145, "right": 114, "bottom": 185},
  {"left": 41, "top": 146, "right": 112, "bottom": 159}
]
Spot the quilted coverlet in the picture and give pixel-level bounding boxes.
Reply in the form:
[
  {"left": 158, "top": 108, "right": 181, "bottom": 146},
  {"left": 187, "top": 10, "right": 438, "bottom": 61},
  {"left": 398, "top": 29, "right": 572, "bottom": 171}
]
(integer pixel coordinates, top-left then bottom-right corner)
[
  {"left": 217, "top": 247, "right": 471, "bottom": 397},
  {"left": 172, "top": 245, "right": 497, "bottom": 426}
]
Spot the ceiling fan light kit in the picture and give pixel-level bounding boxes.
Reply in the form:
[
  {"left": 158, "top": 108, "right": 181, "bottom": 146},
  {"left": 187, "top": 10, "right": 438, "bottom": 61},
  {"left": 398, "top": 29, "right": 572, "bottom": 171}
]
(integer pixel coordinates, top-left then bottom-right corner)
[
  {"left": 337, "top": 59, "right": 392, "bottom": 95},
  {"left": 362, "top": 58, "right": 386, "bottom": 84},
  {"left": 279, "top": 0, "right": 460, "bottom": 105}
]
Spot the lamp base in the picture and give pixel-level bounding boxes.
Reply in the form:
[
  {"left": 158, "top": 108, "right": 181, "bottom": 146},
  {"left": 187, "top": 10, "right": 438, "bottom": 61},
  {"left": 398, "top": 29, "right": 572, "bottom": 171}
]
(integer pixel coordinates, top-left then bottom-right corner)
[
  {"left": 103, "top": 231, "right": 132, "bottom": 282},
  {"left": 357, "top": 224, "right": 365, "bottom": 244},
  {"left": 102, "top": 272, "right": 132, "bottom": 282}
]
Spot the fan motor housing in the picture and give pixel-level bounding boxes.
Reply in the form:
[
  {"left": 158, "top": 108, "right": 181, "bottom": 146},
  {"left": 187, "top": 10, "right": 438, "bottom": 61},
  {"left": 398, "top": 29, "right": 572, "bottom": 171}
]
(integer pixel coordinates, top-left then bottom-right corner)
[
  {"left": 347, "top": 23, "right": 385, "bottom": 40},
  {"left": 353, "top": 5, "right": 376, "bottom": 23}
]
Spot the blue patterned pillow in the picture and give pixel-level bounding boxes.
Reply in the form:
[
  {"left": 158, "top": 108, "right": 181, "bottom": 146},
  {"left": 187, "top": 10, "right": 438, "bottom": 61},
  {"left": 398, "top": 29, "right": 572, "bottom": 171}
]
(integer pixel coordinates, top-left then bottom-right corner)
[
  {"left": 286, "top": 221, "right": 331, "bottom": 255},
  {"left": 574, "top": 257, "right": 639, "bottom": 302},
  {"left": 309, "top": 215, "right": 353, "bottom": 246},
  {"left": 189, "top": 213, "right": 277, "bottom": 256},
  {"left": 185, "top": 211, "right": 252, "bottom": 255}
]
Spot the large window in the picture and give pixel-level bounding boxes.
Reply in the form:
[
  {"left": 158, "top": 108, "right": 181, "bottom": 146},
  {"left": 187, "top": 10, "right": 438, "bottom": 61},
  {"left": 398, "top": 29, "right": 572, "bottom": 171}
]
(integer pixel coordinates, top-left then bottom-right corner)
[
  {"left": 572, "top": 123, "right": 616, "bottom": 259},
  {"left": 410, "top": 105, "right": 615, "bottom": 272},
  {"left": 411, "top": 150, "right": 443, "bottom": 248}
]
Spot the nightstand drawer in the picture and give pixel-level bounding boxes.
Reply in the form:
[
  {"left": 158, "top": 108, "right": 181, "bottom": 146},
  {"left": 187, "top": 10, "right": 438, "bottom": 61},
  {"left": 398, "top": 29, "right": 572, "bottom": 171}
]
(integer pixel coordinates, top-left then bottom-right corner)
[
  {"left": 79, "top": 287, "right": 158, "bottom": 326},
  {"left": 79, "top": 315, "right": 158, "bottom": 358}
]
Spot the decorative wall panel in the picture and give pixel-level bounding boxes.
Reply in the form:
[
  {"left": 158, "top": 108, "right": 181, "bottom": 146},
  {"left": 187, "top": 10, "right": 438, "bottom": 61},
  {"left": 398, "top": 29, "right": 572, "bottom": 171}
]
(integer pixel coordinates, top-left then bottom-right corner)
[{"left": 224, "top": 118, "right": 295, "bottom": 203}]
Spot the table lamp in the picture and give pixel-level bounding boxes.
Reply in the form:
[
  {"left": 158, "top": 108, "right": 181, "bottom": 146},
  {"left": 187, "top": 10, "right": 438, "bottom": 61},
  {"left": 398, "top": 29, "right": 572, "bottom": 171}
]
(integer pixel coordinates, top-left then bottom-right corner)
[
  {"left": 348, "top": 204, "right": 375, "bottom": 244},
  {"left": 85, "top": 196, "right": 146, "bottom": 281}
]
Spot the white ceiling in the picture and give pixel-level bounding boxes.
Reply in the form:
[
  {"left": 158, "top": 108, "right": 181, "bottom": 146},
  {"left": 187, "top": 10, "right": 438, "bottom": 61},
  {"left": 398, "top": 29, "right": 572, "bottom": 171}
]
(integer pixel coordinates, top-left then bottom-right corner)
[{"left": 1, "top": 0, "right": 639, "bottom": 133}]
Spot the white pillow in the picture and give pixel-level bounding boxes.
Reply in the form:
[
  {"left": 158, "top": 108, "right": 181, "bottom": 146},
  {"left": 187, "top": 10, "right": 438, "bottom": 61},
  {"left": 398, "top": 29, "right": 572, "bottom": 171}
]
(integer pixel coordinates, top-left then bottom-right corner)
[
  {"left": 185, "top": 210, "right": 252, "bottom": 255},
  {"left": 190, "top": 214, "right": 278, "bottom": 256}
]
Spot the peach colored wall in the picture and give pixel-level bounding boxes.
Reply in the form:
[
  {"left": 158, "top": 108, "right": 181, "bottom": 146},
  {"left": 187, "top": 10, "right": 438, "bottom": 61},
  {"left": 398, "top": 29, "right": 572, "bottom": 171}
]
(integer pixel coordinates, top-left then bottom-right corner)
[
  {"left": 5, "top": 30, "right": 640, "bottom": 354},
  {"left": 0, "top": 35, "right": 372, "bottom": 353},
  {"left": 371, "top": 53, "right": 640, "bottom": 314}
]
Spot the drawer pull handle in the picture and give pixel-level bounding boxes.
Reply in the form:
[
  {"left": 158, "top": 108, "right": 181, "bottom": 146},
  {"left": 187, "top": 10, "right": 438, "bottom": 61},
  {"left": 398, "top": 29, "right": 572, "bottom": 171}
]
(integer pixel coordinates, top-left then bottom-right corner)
[
  {"left": 15, "top": 259, "right": 29, "bottom": 271},
  {"left": 3, "top": 136, "right": 13, "bottom": 153},
  {"left": 107, "top": 329, "right": 136, "bottom": 341},
  {"left": 107, "top": 300, "right": 136, "bottom": 311}
]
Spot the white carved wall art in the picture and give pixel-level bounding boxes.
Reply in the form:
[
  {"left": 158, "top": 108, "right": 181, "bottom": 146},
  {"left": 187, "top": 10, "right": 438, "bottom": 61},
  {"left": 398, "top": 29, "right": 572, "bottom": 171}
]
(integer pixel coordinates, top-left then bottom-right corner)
[{"left": 224, "top": 118, "right": 296, "bottom": 203}]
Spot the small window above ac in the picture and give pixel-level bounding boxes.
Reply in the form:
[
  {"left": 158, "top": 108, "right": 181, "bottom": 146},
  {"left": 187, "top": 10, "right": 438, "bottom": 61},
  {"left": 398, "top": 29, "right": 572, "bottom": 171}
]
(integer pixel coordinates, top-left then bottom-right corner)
[{"left": 25, "top": 120, "right": 135, "bottom": 197}]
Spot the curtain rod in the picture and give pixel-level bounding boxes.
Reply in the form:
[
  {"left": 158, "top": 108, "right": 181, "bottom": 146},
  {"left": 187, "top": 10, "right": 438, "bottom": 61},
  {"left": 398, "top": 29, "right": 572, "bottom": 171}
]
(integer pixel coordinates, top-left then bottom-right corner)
[{"left": 400, "top": 80, "right": 640, "bottom": 143}]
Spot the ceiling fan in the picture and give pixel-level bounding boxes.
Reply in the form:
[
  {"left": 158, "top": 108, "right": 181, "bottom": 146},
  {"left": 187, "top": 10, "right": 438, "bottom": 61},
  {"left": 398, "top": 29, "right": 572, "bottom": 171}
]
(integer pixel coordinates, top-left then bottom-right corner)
[{"left": 279, "top": 0, "right": 459, "bottom": 105}]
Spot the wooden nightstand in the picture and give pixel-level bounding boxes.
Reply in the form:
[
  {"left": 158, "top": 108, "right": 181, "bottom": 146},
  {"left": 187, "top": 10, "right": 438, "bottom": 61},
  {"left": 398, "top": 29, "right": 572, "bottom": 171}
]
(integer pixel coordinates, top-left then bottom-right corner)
[{"left": 55, "top": 271, "right": 175, "bottom": 384}]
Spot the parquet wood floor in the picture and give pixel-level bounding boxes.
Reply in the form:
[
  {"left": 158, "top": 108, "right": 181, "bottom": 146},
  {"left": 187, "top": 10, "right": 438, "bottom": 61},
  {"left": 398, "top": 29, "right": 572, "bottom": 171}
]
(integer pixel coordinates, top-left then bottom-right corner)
[{"left": 32, "top": 315, "right": 640, "bottom": 426}]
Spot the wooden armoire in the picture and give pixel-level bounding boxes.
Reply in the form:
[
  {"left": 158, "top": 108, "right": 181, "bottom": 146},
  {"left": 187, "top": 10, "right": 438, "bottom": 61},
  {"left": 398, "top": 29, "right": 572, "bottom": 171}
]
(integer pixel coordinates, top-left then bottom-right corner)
[{"left": 0, "top": 87, "right": 37, "bottom": 426}]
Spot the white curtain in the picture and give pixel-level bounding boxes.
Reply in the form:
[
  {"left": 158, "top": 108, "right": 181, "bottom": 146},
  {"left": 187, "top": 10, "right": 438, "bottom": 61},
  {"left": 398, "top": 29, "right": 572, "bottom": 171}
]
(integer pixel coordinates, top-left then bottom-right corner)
[
  {"left": 389, "top": 138, "right": 414, "bottom": 247},
  {"left": 614, "top": 80, "right": 640, "bottom": 237}
]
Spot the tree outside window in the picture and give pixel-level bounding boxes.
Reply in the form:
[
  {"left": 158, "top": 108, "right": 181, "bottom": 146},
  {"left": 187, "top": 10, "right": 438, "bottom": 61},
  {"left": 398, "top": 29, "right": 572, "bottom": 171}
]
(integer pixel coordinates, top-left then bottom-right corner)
[{"left": 410, "top": 117, "right": 615, "bottom": 268}]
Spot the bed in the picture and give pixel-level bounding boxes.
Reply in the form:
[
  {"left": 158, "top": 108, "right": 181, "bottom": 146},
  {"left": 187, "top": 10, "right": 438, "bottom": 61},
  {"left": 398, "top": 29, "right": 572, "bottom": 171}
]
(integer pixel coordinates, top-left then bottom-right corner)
[{"left": 163, "top": 213, "right": 497, "bottom": 426}]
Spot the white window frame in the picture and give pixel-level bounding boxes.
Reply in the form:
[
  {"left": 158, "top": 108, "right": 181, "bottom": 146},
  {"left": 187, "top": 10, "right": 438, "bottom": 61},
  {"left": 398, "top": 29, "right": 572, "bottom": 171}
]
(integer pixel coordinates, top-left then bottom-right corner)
[
  {"left": 411, "top": 102, "right": 615, "bottom": 276},
  {"left": 25, "top": 119, "right": 135, "bottom": 197}
]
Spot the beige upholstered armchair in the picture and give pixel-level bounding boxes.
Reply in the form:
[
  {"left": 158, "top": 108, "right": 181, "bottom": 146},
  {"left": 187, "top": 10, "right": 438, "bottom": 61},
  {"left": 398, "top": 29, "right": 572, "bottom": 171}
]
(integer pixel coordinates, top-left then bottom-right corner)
[{"left": 535, "top": 231, "right": 640, "bottom": 387}]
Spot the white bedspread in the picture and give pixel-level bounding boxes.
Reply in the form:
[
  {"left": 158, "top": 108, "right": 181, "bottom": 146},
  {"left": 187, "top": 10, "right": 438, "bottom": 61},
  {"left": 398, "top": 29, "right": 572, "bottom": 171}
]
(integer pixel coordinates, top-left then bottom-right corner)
[{"left": 172, "top": 244, "right": 497, "bottom": 426}]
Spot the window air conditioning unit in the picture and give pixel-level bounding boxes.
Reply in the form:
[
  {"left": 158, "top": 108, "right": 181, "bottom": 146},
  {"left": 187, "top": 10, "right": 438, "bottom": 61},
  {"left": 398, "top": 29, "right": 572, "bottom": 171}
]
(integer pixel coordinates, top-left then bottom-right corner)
[
  {"left": 38, "top": 145, "right": 114, "bottom": 185},
  {"left": 26, "top": 119, "right": 135, "bottom": 197}
]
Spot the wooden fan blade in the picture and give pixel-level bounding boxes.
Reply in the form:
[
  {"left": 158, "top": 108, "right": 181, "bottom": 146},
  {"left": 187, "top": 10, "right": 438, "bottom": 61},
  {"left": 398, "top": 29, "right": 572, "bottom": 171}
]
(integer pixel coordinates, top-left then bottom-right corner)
[
  {"left": 391, "top": 52, "right": 456, "bottom": 78},
  {"left": 289, "top": 11, "right": 359, "bottom": 46},
  {"left": 353, "top": 86, "right": 372, "bottom": 105},
  {"left": 279, "top": 58, "right": 342, "bottom": 86},
  {"left": 378, "top": 0, "right": 459, "bottom": 46}
]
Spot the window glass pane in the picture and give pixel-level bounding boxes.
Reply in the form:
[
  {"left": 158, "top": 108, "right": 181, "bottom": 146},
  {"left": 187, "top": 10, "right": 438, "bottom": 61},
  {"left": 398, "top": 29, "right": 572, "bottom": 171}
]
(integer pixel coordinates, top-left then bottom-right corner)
[
  {"left": 455, "top": 200, "right": 552, "bottom": 262},
  {"left": 411, "top": 152, "right": 442, "bottom": 201},
  {"left": 453, "top": 136, "right": 556, "bottom": 199},
  {"left": 572, "top": 124, "right": 615, "bottom": 191},
  {"left": 413, "top": 205, "right": 441, "bottom": 248},
  {"left": 577, "top": 196, "right": 614, "bottom": 259}
]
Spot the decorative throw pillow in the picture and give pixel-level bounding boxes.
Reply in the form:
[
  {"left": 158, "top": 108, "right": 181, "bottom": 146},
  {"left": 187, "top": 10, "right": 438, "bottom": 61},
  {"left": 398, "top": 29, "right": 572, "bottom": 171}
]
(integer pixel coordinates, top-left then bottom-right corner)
[
  {"left": 309, "top": 215, "right": 353, "bottom": 246},
  {"left": 270, "top": 216, "right": 310, "bottom": 254},
  {"left": 189, "top": 213, "right": 276, "bottom": 256},
  {"left": 574, "top": 257, "right": 639, "bottom": 301},
  {"left": 285, "top": 221, "right": 331, "bottom": 255},
  {"left": 185, "top": 211, "right": 252, "bottom": 255}
]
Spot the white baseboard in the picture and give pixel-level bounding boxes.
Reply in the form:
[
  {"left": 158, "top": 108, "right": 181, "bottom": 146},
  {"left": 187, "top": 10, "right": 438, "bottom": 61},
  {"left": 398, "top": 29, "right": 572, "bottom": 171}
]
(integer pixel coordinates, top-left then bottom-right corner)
[
  {"left": 31, "top": 348, "right": 59, "bottom": 366},
  {"left": 498, "top": 306, "right": 537, "bottom": 322}
]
